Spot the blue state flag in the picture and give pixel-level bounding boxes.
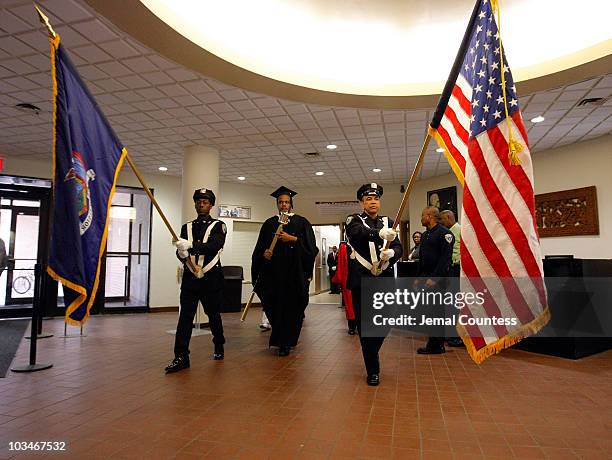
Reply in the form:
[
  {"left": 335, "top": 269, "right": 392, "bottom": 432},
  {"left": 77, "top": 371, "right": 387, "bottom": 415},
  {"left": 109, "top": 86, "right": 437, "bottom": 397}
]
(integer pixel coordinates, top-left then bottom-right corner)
[{"left": 47, "top": 34, "right": 127, "bottom": 325}]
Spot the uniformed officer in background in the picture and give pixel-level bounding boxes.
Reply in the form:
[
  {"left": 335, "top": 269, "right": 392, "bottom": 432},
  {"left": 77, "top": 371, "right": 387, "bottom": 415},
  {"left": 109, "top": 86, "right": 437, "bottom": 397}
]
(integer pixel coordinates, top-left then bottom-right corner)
[
  {"left": 440, "top": 209, "right": 464, "bottom": 348},
  {"left": 165, "top": 188, "right": 227, "bottom": 373},
  {"left": 417, "top": 206, "right": 454, "bottom": 355},
  {"left": 346, "top": 183, "right": 402, "bottom": 386}
]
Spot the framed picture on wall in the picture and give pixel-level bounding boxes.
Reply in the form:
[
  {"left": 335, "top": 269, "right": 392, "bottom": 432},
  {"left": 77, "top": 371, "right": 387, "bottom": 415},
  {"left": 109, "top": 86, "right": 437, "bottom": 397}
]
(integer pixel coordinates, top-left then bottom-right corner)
[
  {"left": 427, "top": 186, "right": 458, "bottom": 217},
  {"left": 218, "top": 204, "right": 251, "bottom": 219}
]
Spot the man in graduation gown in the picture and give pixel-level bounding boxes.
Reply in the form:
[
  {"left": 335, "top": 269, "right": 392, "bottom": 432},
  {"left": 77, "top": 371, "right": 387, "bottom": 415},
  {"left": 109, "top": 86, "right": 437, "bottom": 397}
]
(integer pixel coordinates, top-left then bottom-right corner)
[
  {"left": 251, "top": 186, "right": 318, "bottom": 356},
  {"left": 346, "top": 183, "right": 402, "bottom": 386}
]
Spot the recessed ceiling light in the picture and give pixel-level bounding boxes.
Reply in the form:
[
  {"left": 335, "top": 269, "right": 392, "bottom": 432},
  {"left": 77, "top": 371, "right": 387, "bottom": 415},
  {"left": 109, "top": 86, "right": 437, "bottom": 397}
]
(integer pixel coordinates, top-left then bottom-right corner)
[
  {"left": 237, "top": 176, "right": 246, "bottom": 181},
  {"left": 530, "top": 115, "right": 545, "bottom": 123},
  {"left": 436, "top": 147, "right": 445, "bottom": 153},
  {"left": 158, "top": 166, "right": 168, "bottom": 171},
  {"left": 372, "top": 168, "right": 382, "bottom": 172},
  {"left": 315, "top": 171, "right": 325, "bottom": 176},
  {"left": 326, "top": 144, "right": 337, "bottom": 150}
]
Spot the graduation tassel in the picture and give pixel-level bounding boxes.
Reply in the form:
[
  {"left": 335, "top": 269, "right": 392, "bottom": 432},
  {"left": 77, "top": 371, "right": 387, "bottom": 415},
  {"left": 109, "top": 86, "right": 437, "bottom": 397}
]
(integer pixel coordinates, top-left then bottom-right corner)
[{"left": 492, "top": 0, "right": 523, "bottom": 166}]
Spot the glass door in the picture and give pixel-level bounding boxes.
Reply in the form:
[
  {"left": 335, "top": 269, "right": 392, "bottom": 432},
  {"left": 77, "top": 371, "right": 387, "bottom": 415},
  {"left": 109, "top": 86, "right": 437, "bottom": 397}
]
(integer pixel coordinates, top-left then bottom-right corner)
[
  {"left": 0, "top": 183, "right": 50, "bottom": 319},
  {"left": 102, "top": 187, "right": 152, "bottom": 311},
  {"left": 5, "top": 205, "right": 40, "bottom": 304}
]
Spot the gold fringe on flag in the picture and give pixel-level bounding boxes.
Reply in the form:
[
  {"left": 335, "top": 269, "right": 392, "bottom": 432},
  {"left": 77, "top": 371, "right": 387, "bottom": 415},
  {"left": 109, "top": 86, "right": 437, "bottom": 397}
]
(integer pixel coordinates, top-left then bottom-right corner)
[{"left": 458, "top": 307, "right": 551, "bottom": 364}]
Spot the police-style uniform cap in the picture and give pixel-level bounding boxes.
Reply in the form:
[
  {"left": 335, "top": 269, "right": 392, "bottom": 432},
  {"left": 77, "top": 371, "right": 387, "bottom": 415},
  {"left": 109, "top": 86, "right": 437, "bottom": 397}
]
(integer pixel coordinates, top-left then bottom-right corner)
[
  {"left": 270, "top": 186, "right": 297, "bottom": 199},
  {"left": 357, "top": 182, "right": 383, "bottom": 200},
  {"left": 193, "top": 188, "right": 216, "bottom": 205}
]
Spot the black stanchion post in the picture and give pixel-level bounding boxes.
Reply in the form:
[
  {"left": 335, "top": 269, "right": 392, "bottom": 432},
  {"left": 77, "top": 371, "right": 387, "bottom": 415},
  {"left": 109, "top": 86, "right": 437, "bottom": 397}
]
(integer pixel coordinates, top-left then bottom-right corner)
[
  {"left": 11, "top": 263, "right": 53, "bottom": 373},
  {"left": 26, "top": 269, "right": 53, "bottom": 340}
]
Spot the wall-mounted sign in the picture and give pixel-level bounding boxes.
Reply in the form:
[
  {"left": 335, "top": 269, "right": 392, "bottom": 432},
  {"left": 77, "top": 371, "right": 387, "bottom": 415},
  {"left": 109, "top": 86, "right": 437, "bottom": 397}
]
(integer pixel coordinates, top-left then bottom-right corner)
[
  {"left": 316, "top": 200, "right": 361, "bottom": 216},
  {"left": 218, "top": 204, "right": 251, "bottom": 219}
]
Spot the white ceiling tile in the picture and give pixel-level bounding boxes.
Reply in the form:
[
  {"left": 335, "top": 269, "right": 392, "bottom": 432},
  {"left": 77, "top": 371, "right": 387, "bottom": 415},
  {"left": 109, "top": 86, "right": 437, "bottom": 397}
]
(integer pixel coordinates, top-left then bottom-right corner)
[
  {"left": 71, "top": 44, "right": 112, "bottom": 63},
  {"left": 0, "top": 10, "right": 32, "bottom": 34},
  {"left": 0, "top": 2, "right": 608, "bottom": 183},
  {"left": 172, "top": 95, "right": 202, "bottom": 107},
  {"left": 165, "top": 67, "right": 198, "bottom": 82},
  {"left": 116, "top": 74, "right": 150, "bottom": 89},
  {"left": 96, "top": 61, "right": 133, "bottom": 77},
  {"left": 0, "top": 35, "right": 37, "bottom": 56},
  {"left": 71, "top": 19, "right": 118, "bottom": 43},
  {"left": 140, "top": 71, "right": 174, "bottom": 85}
]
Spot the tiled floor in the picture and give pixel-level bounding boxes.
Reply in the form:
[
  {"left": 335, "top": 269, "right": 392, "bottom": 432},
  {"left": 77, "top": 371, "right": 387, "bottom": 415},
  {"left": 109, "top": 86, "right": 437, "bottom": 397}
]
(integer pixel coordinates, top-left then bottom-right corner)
[{"left": 0, "top": 303, "right": 611, "bottom": 459}]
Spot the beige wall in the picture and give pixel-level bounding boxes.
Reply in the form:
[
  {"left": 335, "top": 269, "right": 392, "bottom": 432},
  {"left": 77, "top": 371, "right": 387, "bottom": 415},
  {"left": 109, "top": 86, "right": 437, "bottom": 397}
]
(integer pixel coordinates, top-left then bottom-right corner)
[
  {"left": 257, "top": 134, "right": 612, "bottom": 261},
  {"left": 533, "top": 135, "right": 612, "bottom": 258},
  {"left": 3, "top": 133, "right": 610, "bottom": 309}
]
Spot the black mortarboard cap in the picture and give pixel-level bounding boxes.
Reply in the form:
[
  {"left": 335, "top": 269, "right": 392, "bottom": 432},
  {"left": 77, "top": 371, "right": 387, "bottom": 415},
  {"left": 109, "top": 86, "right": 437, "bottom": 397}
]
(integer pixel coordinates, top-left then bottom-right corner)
[
  {"left": 193, "top": 188, "right": 216, "bottom": 205},
  {"left": 270, "top": 186, "right": 297, "bottom": 199},
  {"left": 357, "top": 182, "right": 384, "bottom": 200}
]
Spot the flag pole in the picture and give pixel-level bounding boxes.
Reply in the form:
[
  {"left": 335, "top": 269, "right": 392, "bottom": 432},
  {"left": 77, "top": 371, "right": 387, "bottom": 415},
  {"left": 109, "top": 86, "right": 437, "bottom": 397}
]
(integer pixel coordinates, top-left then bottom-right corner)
[
  {"left": 372, "top": 0, "right": 483, "bottom": 276},
  {"left": 124, "top": 153, "right": 202, "bottom": 276},
  {"left": 34, "top": 4, "right": 56, "bottom": 39},
  {"left": 371, "top": 133, "right": 431, "bottom": 275},
  {"left": 125, "top": 153, "right": 179, "bottom": 241}
]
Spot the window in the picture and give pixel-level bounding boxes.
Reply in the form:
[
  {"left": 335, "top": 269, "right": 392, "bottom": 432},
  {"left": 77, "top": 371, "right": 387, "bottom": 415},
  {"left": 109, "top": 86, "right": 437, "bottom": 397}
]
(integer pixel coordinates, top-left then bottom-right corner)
[{"left": 104, "top": 188, "right": 152, "bottom": 308}]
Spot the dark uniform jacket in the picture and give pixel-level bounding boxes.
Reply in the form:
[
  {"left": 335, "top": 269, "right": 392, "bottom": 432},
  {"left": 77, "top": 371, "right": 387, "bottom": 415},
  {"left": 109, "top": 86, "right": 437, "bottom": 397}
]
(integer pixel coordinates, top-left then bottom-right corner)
[
  {"left": 177, "top": 214, "right": 226, "bottom": 289},
  {"left": 418, "top": 224, "right": 454, "bottom": 277},
  {"left": 345, "top": 212, "right": 403, "bottom": 288},
  {"left": 327, "top": 251, "right": 338, "bottom": 275}
]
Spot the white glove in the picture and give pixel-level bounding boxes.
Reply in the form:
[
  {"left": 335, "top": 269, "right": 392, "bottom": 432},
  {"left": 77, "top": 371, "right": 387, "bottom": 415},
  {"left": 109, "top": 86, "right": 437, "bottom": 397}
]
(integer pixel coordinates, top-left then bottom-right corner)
[
  {"left": 174, "top": 238, "right": 192, "bottom": 251},
  {"left": 380, "top": 248, "right": 395, "bottom": 261},
  {"left": 178, "top": 249, "right": 189, "bottom": 259},
  {"left": 378, "top": 227, "right": 397, "bottom": 241},
  {"left": 332, "top": 266, "right": 337, "bottom": 271}
]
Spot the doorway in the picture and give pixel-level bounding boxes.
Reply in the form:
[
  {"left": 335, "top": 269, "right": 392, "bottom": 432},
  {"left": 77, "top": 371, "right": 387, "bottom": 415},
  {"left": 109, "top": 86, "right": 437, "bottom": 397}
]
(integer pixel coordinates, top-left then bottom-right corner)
[
  {"left": 311, "top": 224, "right": 341, "bottom": 294},
  {"left": 0, "top": 182, "right": 51, "bottom": 319}
]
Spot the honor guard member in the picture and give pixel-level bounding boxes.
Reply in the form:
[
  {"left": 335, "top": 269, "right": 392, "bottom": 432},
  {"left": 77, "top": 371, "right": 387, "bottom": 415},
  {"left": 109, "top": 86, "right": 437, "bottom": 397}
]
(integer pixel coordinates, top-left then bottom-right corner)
[
  {"left": 165, "top": 188, "right": 226, "bottom": 373},
  {"left": 417, "top": 206, "right": 454, "bottom": 355},
  {"left": 346, "top": 183, "right": 402, "bottom": 386}
]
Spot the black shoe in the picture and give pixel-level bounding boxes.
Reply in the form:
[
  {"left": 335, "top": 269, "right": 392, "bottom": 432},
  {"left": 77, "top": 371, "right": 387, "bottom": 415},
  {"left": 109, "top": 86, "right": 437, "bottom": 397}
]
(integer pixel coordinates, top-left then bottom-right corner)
[
  {"left": 213, "top": 345, "right": 224, "bottom": 360},
  {"left": 446, "top": 338, "right": 465, "bottom": 347},
  {"left": 278, "top": 346, "right": 290, "bottom": 357},
  {"left": 165, "top": 355, "right": 190, "bottom": 373},
  {"left": 366, "top": 374, "right": 380, "bottom": 386},
  {"left": 417, "top": 346, "right": 446, "bottom": 355},
  {"left": 348, "top": 329, "right": 356, "bottom": 335}
]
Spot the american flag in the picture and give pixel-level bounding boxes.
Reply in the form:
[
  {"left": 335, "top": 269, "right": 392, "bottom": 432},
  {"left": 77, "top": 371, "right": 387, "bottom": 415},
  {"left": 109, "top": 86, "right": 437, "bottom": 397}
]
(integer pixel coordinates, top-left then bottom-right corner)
[{"left": 429, "top": 0, "right": 549, "bottom": 364}]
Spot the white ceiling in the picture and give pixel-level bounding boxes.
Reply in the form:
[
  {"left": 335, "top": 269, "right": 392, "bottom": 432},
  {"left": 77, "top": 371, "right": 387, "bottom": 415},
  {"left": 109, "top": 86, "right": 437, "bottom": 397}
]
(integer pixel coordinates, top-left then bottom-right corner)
[
  {"left": 140, "top": 0, "right": 612, "bottom": 95},
  {"left": 0, "top": 0, "right": 610, "bottom": 188}
]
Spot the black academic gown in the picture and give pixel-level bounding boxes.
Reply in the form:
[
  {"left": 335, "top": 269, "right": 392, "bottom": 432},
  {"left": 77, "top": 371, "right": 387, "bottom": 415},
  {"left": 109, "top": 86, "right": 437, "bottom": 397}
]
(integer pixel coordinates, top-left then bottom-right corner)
[{"left": 251, "top": 214, "right": 318, "bottom": 348}]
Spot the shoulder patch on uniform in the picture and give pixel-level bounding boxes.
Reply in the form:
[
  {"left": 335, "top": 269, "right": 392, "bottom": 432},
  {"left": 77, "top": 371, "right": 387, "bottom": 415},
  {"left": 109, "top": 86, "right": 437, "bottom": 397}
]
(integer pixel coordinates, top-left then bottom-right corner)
[
  {"left": 346, "top": 215, "right": 354, "bottom": 225},
  {"left": 445, "top": 234, "right": 453, "bottom": 244},
  {"left": 221, "top": 222, "right": 227, "bottom": 233}
]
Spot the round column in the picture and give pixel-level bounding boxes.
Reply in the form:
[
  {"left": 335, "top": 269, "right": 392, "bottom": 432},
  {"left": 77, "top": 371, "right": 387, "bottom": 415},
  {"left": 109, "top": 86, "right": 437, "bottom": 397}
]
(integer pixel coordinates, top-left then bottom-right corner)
[
  {"left": 181, "top": 145, "right": 219, "bottom": 222},
  {"left": 181, "top": 145, "right": 220, "bottom": 328}
]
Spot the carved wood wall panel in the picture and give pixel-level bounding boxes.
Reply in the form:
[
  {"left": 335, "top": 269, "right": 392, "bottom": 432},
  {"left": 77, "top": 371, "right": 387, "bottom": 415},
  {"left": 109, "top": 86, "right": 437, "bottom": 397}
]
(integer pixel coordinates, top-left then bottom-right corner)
[{"left": 535, "top": 186, "right": 599, "bottom": 238}]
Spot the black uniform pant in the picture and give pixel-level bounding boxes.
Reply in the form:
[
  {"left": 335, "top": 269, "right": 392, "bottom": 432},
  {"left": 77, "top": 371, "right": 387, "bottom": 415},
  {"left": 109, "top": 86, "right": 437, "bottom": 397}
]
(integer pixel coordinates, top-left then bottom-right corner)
[
  {"left": 329, "top": 271, "right": 340, "bottom": 293},
  {"left": 174, "top": 283, "right": 225, "bottom": 357},
  {"left": 425, "top": 269, "right": 460, "bottom": 350},
  {"left": 353, "top": 286, "right": 388, "bottom": 375}
]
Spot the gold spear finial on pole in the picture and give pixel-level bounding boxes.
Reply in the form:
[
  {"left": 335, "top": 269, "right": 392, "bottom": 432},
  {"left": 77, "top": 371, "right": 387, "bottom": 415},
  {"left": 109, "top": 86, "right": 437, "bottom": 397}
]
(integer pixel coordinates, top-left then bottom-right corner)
[{"left": 34, "top": 4, "right": 57, "bottom": 39}]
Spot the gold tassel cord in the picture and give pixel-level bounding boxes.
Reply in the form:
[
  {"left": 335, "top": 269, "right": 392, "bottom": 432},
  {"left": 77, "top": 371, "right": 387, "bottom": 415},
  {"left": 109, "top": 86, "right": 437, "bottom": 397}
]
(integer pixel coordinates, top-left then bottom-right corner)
[{"left": 492, "top": 0, "right": 523, "bottom": 166}]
